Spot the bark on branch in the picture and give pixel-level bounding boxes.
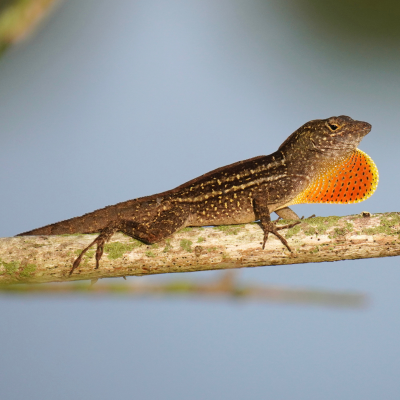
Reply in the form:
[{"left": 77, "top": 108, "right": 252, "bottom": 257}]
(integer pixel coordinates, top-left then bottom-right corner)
[{"left": 1, "top": 212, "right": 399, "bottom": 284}]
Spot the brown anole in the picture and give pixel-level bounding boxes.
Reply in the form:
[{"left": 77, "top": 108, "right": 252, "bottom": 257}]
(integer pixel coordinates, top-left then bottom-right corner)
[{"left": 18, "top": 115, "right": 378, "bottom": 275}]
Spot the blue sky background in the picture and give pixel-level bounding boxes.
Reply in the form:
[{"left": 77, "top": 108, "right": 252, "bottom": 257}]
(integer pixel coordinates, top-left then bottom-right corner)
[{"left": 1, "top": 1, "right": 400, "bottom": 399}]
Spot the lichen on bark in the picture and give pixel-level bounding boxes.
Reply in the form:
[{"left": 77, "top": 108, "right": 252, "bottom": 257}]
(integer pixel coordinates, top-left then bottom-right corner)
[{"left": 1, "top": 212, "right": 399, "bottom": 284}]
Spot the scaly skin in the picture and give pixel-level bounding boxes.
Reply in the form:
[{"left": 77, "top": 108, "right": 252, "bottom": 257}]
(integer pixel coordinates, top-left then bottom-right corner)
[{"left": 17, "top": 115, "right": 373, "bottom": 274}]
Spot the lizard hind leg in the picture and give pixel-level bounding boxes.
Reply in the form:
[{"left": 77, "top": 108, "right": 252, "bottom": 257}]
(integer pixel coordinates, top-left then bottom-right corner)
[
  {"left": 69, "top": 222, "right": 120, "bottom": 275},
  {"left": 69, "top": 205, "right": 191, "bottom": 275},
  {"left": 119, "top": 206, "right": 191, "bottom": 244}
]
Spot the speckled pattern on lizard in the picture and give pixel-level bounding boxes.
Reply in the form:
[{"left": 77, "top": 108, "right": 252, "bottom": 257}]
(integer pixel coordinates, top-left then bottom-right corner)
[{"left": 17, "top": 115, "right": 378, "bottom": 275}]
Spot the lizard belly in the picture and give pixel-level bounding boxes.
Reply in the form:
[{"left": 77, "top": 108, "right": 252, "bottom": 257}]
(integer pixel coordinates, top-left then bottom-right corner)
[{"left": 187, "top": 206, "right": 256, "bottom": 227}]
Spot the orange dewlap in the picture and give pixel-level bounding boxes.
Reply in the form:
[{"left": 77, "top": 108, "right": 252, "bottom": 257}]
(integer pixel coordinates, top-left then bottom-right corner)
[{"left": 290, "top": 149, "right": 379, "bottom": 205}]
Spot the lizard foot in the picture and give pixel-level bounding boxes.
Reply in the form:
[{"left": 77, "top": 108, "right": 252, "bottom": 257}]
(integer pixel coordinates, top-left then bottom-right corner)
[
  {"left": 262, "top": 220, "right": 301, "bottom": 251},
  {"left": 69, "top": 224, "right": 119, "bottom": 275}
]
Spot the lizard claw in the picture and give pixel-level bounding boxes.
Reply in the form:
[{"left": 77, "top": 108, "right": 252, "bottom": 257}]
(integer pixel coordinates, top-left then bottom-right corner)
[
  {"left": 275, "top": 220, "right": 301, "bottom": 232},
  {"left": 262, "top": 220, "right": 301, "bottom": 252},
  {"left": 69, "top": 223, "right": 119, "bottom": 275},
  {"left": 95, "top": 241, "right": 105, "bottom": 269},
  {"left": 262, "top": 230, "right": 269, "bottom": 249},
  {"left": 69, "top": 236, "right": 104, "bottom": 276}
]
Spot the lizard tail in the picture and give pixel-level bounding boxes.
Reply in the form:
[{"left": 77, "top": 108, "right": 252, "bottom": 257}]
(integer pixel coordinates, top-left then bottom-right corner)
[
  {"left": 16, "top": 207, "right": 117, "bottom": 236},
  {"left": 17, "top": 194, "right": 167, "bottom": 237}
]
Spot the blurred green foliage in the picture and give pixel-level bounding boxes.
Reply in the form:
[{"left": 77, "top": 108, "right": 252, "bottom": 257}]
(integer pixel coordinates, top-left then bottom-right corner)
[
  {"left": 0, "top": 0, "right": 58, "bottom": 55},
  {"left": 297, "top": 0, "right": 400, "bottom": 41}
]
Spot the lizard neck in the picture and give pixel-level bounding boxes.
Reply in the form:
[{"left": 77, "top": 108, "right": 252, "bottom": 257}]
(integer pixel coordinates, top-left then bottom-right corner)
[
  {"left": 278, "top": 139, "right": 355, "bottom": 209},
  {"left": 281, "top": 139, "right": 351, "bottom": 179}
]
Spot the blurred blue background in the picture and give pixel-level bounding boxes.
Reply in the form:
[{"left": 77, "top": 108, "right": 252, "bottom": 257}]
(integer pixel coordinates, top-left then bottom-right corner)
[{"left": 1, "top": 0, "right": 400, "bottom": 399}]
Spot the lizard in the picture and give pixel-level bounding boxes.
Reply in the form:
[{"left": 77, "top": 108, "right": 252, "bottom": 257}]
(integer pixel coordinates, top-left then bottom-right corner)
[{"left": 17, "top": 115, "right": 379, "bottom": 275}]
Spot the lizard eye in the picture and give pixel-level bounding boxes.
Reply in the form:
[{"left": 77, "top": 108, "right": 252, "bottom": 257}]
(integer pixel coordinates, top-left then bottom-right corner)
[{"left": 327, "top": 122, "right": 340, "bottom": 132}]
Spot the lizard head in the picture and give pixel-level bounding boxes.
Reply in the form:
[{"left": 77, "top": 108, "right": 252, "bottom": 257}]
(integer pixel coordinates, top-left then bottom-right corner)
[
  {"left": 279, "top": 115, "right": 371, "bottom": 162},
  {"left": 309, "top": 115, "right": 371, "bottom": 152},
  {"left": 280, "top": 116, "right": 378, "bottom": 205}
]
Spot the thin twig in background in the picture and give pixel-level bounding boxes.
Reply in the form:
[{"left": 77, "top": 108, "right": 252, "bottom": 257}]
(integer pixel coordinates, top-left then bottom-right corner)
[{"left": 0, "top": 270, "right": 367, "bottom": 308}]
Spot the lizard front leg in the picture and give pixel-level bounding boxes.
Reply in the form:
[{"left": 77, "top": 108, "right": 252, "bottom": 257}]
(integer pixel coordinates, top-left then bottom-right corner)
[
  {"left": 275, "top": 207, "right": 300, "bottom": 220},
  {"left": 253, "top": 190, "right": 300, "bottom": 251},
  {"left": 70, "top": 204, "right": 190, "bottom": 275},
  {"left": 275, "top": 207, "right": 315, "bottom": 221}
]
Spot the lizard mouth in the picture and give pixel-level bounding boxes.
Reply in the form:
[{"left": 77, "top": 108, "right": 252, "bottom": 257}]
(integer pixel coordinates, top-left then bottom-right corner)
[
  {"left": 358, "top": 121, "right": 372, "bottom": 134},
  {"left": 353, "top": 121, "right": 372, "bottom": 140}
]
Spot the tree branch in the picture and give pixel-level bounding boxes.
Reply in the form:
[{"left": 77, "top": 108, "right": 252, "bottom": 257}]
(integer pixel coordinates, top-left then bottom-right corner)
[{"left": 1, "top": 212, "right": 399, "bottom": 284}]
